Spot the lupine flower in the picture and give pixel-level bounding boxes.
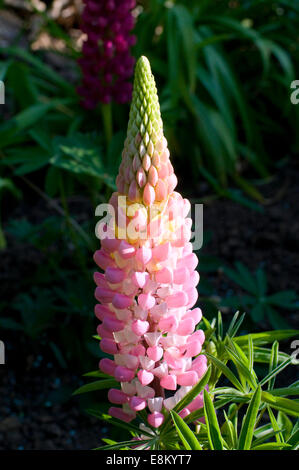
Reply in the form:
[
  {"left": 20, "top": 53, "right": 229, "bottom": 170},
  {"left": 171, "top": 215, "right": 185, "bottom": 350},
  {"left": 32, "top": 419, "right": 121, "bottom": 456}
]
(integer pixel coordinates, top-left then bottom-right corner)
[
  {"left": 77, "top": 0, "right": 136, "bottom": 109},
  {"left": 94, "top": 56, "right": 207, "bottom": 428}
]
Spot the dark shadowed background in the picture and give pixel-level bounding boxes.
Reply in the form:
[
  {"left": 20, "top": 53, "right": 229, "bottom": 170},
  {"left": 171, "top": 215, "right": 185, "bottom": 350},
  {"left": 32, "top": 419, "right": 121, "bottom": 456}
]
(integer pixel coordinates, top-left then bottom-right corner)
[{"left": 0, "top": 0, "right": 298, "bottom": 450}]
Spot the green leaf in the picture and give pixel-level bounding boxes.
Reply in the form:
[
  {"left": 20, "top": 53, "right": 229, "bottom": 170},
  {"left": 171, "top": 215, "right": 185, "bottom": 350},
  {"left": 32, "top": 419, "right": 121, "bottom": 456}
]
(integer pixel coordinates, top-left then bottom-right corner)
[
  {"left": 203, "top": 389, "right": 223, "bottom": 450},
  {"left": 251, "top": 303, "right": 265, "bottom": 323},
  {"left": 86, "top": 410, "right": 154, "bottom": 438},
  {"left": 95, "top": 439, "right": 152, "bottom": 450},
  {"left": 205, "top": 353, "right": 244, "bottom": 392},
  {"left": 251, "top": 442, "right": 291, "bottom": 450},
  {"left": 269, "top": 384, "right": 299, "bottom": 398},
  {"left": 277, "top": 412, "right": 294, "bottom": 441},
  {"left": 261, "top": 392, "right": 299, "bottom": 418},
  {"left": 0, "top": 317, "right": 23, "bottom": 330},
  {"left": 248, "top": 345, "right": 290, "bottom": 365},
  {"left": 222, "top": 411, "right": 238, "bottom": 449},
  {"left": 259, "top": 357, "right": 292, "bottom": 388},
  {"left": 172, "top": 5, "right": 196, "bottom": 92},
  {"left": 268, "top": 341, "right": 279, "bottom": 390},
  {"left": 248, "top": 335, "right": 254, "bottom": 372},
  {"left": 0, "top": 59, "right": 13, "bottom": 81},
  {"left": 267, "top": 406, "right": 284, "bottom": 443},
  {"left": 185, "top": 398, "right": 232, "bottom": 425},
  {"left": 217, "top": 311, "right": 223, "bottom": 340},
  {"left": 286, "top": 427, "right": 299, "bottom": 450},
  {"left": 72, "top": 379, "right": 118, "bottom": 396},
  {"left": 0, "top": 177, "right": 21, "bottom": 199},
  {"left": 267, "top": 290, "right": 298, "bottom": 309},
  {"left": 51, "top": 133, "right": 116, "bottom": 190},
  {"left": 83, "top": 371, "right": 112, "bottom": 378},
  {"left": 238, "top": 385, "right": 261, "bottom": 450},
  {"left": 256, "top": 268, "right": 268, "bottom": 296},
  {"left": 234, "top": 330, "right": 299, "bottom": 347},
  {"left": 170, "top": 410, "right": 202, "bottom": 450},
  {"left": 0, "top": 46, "right": 75, "bottom": 93},
  {"left": 226, "top": 311, "right": 245, "bottom": 338},
  {"left": 225, "top": 344, "right": 257, "bottom": 389}
]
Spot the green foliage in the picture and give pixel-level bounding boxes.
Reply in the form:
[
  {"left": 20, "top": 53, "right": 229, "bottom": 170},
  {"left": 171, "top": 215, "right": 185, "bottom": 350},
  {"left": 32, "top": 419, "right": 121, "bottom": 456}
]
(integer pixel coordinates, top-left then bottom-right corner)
[
  {"left": 0, "top": 0, "right": 298, "bottom": 394},
  {"left": 221, "top": 262, "right": 299, "bottom": 329},
  {"left": 80, "top": 312, "right": 299, "bottom": 450},
  {"left": 135, "top": 0, "right": 299, "bottom": 196}
]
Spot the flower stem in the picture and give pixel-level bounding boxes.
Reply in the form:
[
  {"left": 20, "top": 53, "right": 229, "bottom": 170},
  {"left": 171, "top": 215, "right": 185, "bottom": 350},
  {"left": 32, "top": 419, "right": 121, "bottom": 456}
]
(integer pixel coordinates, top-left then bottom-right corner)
[{"left": 101, "top": 102, "right": 113, "bottom": 150}]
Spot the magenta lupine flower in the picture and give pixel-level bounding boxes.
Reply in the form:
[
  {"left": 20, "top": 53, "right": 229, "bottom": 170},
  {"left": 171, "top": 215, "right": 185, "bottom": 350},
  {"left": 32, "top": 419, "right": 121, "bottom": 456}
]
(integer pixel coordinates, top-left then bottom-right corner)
[
  {"left": 94, "top": 57, "right": 207, "bottom": 428},
  {"left": 77, "top": 0, "right": 136, "bottom": 109}
]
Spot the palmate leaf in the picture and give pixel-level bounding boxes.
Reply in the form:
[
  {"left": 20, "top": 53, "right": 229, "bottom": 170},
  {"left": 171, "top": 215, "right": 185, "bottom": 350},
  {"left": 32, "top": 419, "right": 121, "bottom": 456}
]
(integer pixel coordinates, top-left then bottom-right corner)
[
  {"left": 170, "top": 411, "right": 202, "bottom": 450},
  {"left": 50, "top": 134, "right": 116, "bottom": 190},
  {"left": 222, "top": 264, "right": 256, "bottom": 294},
  {"left": 238, "top": 385, "right": 261, "bottom": 450},
  {"left": 203, "top": 389, "right": 224, "bottom": 450},
  {"left": 267, "top": 290, "right": 298, "bottom": 309}
]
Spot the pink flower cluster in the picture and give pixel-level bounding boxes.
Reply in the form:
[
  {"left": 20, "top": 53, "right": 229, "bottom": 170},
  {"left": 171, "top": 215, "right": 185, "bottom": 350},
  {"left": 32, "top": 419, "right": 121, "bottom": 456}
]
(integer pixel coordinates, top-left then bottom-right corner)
[
  {"left": 92, "top": 56, "right": 207, "bottom": 429},
  {"left": 94, "top": 185, "right": 207, "bottom": 428},
  {"left": 77, "top": 0, "right": 136, "bottom": 108}
]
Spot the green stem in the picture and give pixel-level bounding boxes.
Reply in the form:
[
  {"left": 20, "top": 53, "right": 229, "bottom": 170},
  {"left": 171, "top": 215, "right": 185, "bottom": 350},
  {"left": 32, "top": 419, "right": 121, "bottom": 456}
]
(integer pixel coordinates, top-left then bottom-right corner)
[
  {"left": 0, "top": 206, "right": 6, "bottom": 250},
  {"left": 101, "top": 102, "right": 113, "bottom": 150}
]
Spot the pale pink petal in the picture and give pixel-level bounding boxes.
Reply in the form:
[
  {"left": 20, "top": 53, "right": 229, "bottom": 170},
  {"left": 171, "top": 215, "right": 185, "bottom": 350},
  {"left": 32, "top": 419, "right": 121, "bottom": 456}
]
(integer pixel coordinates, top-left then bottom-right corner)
[
  {"left": 160, "top": 374, "right": 177, "bottom": 390},
  {"left": 137, "top": 369, "right": 154, "bottom": 386},
  {"left": 147, "top": 412, "right": 164, "bottom": 428}
]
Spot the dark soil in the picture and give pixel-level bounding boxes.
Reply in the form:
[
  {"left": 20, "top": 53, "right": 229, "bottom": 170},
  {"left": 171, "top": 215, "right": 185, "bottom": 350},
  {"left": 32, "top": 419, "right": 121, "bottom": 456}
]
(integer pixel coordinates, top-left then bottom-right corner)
[
  {"left": 0, "top": 361, "right": 106, "bottom": 450},
  {"left": 0, "top": 161, "right": 299, "bottom": 449}
]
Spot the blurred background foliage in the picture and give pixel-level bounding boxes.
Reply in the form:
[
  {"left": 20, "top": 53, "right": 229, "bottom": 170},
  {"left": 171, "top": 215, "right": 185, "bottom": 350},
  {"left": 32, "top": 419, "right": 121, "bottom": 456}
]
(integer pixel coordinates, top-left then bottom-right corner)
[{"left": 0, "top": 0, "right": 298, "bottom": 370}]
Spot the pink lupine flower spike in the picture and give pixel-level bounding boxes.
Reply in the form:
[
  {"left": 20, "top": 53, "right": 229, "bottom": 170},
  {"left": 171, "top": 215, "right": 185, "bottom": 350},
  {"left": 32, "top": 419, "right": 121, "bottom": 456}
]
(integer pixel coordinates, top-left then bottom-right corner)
[{"left": 94, "top": 56, "right": 207, "bottom": 428}]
